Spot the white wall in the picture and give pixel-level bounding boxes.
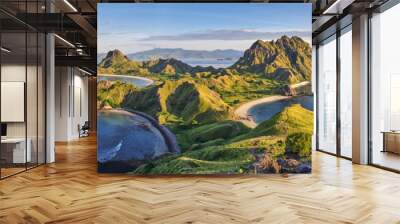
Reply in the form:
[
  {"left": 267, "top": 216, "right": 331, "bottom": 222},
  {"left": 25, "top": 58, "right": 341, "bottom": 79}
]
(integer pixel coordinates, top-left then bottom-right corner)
[
  {"left": 54, "top": 67, "right": 89, "bottom": 141},
  {"left": 72, "top": 73, "right": 89, "bottom": 138},
  {"left": 55, "top": 67, "right": 70, "bottom": 141},
  {"left": 1, "top": 62, "right": 46, "bottom": 164},
  {"left": 1, "top": 64, "right": 26, "bottom": 139},
  {"left": 1, "top": 64, "right": 26, "bottom": 81}
]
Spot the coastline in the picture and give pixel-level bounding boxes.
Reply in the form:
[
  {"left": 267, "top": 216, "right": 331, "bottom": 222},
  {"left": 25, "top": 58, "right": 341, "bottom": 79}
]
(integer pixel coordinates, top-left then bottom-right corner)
[
  {"left": 98, "top": 73, "right": 154, "bottom": 85},
  {"left": 234, "top": 95, "right": 291, "bottom": 128},
  {"left": 98, "top": 108, "right": 180, "bottom": 154},
  {"left": 290, "top": 81, "right": 311, "bottom": 89}
]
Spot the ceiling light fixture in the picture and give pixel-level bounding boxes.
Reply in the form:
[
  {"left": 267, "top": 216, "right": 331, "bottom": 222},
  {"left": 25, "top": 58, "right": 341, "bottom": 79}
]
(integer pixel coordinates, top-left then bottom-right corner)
[
  {"left": 1, "top": 47, "right": 11, "bottom": 53},
  {"left": 322, "top": 0, "right": 354, "bottom": 15},
  {"left": 54, "top": 34, "right": 75, "bottom": 48},
  {"left": 76, "top": 48, "right": 84, "bottom": 55},
  {"left": 63, "top": 0, "right": 78, "bottom": 12}
]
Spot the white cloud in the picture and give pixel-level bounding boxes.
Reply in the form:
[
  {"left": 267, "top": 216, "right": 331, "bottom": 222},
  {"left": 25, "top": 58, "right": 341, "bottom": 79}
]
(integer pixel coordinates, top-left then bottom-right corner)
[
  {"left": 98, "top": 29, "right": 311, "bottom": 54},
  {"left": 140, "top": 29, "right": 310, "bottom": 41}
]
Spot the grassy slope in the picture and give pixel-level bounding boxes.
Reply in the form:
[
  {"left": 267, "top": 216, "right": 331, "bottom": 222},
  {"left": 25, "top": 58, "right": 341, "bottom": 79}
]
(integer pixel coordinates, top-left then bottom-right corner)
[
  {"left": 202, "top": 73, "right": 282, "bottom": 106},
  {"left": 97, "top": 80, "right": 136, "bottom": 108},
  {"left": 123, "top": 79, "right": 234, "bottom": 125},
  {"left": 235, "top": 104, "right": 314, "bottom": 140},
  {"left": 176, "top": 120, "right": 250, "bottom": 150},
  {"left": 167, "top": 81, "right": 233, "bottom": 124},
  {"left": 133, "top": 104, "right": 313, "bottom": 174},
  {"left": 98, "top": 50, "right": 149, "bottom": 76}
]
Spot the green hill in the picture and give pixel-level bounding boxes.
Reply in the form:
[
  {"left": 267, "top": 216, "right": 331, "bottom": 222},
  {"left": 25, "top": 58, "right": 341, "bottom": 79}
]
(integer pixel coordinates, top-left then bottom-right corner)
[
  {"left": 167, "top": 82, "right": 233, "bottom": 124},
  {"left": 122, "top": 85, "right": 162, "bottom": 117},
  {"left": 251, "top": 104, "right": 313, "bottom": 137},
  {"left": 143, "top": 58, "right": 218, "bottom": 75},
  {"left": 98, "top": 49, "right": 129, "bottom": 68},
  {"left": 231, "top": 36, "right": 311, "bottom": 84},
  {"left": 176, "top": 120, "right": 250, "bottom": 150},
  {"left": 98, "top": 50, "right": 217, "bottom": 76},
  {"left": 98, "top": 49, "right": 146, "bottom": 75},
  {"left": 204, "top": 73, "right": 279, "bottom": 106},
  {"left": 132, "top": 104, "right": 313, "bottom": 174},
  {"left": 123, "top": 80, "right": 234, "bottom": 125},
  {"left": 97, "top": 80, "right": 136, "bottom": 108},
  {"left": 147, "top": 58, "right": 193, "bottom": 75}
]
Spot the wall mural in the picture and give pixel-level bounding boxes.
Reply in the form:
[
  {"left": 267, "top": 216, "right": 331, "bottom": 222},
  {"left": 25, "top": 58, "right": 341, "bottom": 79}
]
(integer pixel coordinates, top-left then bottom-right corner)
[{"left": 97, "top": 3, "right": 313, "bottom": 174}]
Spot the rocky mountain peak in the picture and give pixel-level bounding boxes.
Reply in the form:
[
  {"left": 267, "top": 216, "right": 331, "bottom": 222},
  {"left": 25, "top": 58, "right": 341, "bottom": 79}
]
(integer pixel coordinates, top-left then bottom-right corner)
[
  {"left": 107, "top": 49, "right": 128, "bottom": 60},
  {"left": 231, "top": 36, "right": 311, "bottom": 84},
  {"left": 99, "top": 49, "right": 129, "bottom": 68}
]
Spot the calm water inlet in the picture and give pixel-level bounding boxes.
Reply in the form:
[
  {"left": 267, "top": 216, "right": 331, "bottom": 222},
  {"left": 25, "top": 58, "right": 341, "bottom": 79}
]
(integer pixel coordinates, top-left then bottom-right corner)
[
  {"left": 98, "top": 75, "right": 153, "bottom": 88},
  {"left": 249, "top": 96, "right": 314, "bottom": 124}
]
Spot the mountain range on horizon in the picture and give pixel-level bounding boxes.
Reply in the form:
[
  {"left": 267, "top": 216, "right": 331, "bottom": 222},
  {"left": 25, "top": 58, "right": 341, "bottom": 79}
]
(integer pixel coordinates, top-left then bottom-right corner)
[
  {"left": 128, "top": 48, "right": 243, "bottom": 61},
  {"left": 97, "top": 48, "right": 243, "bottom": 63},
  {"left": 98, "top": 36, "right": 311, "bottom": 84}
]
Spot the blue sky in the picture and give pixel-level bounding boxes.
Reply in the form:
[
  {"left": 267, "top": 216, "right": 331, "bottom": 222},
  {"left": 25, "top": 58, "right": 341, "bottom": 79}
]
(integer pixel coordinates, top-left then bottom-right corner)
[{"left": 98, "top": 3, "right": 311, "bottom": 54}]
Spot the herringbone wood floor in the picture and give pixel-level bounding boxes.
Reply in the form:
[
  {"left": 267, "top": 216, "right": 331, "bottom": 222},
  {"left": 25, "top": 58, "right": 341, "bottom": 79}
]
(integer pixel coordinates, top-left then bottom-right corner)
[{"left": 1, "top": 135, "right": 400, "bottom": 224}]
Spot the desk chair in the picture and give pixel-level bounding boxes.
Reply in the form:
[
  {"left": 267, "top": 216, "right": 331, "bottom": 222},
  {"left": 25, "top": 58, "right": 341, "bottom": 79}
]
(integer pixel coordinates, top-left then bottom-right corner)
[{"left": 78, "top": 121, "right": 90, "bottom": 138}]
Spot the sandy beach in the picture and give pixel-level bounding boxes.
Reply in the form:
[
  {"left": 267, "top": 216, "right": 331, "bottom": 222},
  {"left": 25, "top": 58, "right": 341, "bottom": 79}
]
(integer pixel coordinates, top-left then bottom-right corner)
[
  {"left": 234, "top": 95, "right": 291, "bottom": 128},
  {"left": 98, "top": 74, "right": 154, "bottom": 85},
  {"left": 290, "top": 81, "right": 311, "bottom": 89}
]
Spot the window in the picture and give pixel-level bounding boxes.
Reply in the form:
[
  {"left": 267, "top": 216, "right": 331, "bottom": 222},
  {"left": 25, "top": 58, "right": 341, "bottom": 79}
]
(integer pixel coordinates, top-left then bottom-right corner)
[
  {"left": 0, "top": 1, "right": 46, "bottom": 179},
  {"left": 370, "top": 3, "right": 400, "bottom": 171},
  {"left": 339, "top": 27, "right": 352, "bottom": 158},
  {"left": 317, "top": 35, "right": 337, "bottom": 154}
]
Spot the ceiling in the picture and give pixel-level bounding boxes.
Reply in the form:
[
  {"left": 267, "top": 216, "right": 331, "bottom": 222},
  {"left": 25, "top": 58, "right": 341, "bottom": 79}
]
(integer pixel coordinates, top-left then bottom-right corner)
[{"left": 0, "top": 0, "right": 393, "bottom": 74}]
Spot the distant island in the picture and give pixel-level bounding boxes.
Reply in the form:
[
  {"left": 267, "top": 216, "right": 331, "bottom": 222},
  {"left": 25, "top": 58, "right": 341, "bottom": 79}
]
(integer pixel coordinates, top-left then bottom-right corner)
[
  {"left": 98, "top": 48, "right": 243, "bottom": 66},
  {"left": 127, "top": 48, "right": 243, "bottom": 61},
  {"left": 97, "top": 36, "right": 313, "bottom": 174}
]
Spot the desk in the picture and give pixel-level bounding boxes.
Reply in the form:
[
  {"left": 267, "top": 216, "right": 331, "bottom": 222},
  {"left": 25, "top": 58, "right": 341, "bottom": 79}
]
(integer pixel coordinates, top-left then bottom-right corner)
[
  {"left": 1, "top": 138, "right": 31, "bottom": 163},
  {"left": 382, "top": 131, "right": 400, "bottom": 154}
]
